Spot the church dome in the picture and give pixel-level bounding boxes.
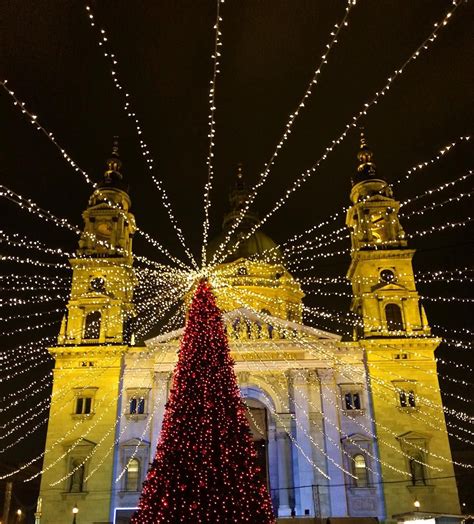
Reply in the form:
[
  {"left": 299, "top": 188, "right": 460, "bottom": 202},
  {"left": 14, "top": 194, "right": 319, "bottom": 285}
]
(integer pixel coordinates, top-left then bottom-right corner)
[
  {"left": 207, "top": 227, "right": 283, "bottom": 264},
  {"left": 206, "top": 165, "right": 283, "bottom": 265}
]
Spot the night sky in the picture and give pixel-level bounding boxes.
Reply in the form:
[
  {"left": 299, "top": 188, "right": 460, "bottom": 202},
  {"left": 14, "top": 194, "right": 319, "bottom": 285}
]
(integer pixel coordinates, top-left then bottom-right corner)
[{"left": 1, "top": 0, "right": 473, "bottom": 516}]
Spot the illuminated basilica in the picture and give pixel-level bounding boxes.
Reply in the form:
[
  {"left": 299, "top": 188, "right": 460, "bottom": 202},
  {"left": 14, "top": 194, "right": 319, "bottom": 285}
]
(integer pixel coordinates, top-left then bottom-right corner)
[{"left": 37, "top": 138, "right": 460, "bottom": 523}]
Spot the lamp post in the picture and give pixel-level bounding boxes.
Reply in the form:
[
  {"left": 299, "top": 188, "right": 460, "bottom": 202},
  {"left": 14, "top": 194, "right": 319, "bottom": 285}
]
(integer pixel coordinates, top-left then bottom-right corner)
[
  {"left": 414, "top": 499, "right": 421, "bottom": 512},
  {"left": 72, "top": 505, "right": 78, "bottom": 524},
  {"left": 16, "top": 509, "right": 22, "bottom": 523}
]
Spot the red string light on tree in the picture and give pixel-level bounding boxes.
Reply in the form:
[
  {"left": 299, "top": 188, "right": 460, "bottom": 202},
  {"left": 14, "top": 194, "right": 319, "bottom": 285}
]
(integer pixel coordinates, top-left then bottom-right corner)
[{"left": 132, "top": 281, "right": 275, "bottom": 524}]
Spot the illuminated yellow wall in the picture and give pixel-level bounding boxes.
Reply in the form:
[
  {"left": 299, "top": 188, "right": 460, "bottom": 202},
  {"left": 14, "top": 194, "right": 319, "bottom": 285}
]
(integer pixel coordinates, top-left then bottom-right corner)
[
  {"left": 38, "top": 349, "right": 124, "bottom": 524},
  {"left": 346, "top": 144, "right": 460, "bottom": 520},
  {"left": 364, "top": 339, "right": 460, "bottom": 519},
  {"left": 209, "top": 259, "right": 304, "bottom": 322},
  {"left": 38, "top": 168, "right": 136, "bottom": 523}
]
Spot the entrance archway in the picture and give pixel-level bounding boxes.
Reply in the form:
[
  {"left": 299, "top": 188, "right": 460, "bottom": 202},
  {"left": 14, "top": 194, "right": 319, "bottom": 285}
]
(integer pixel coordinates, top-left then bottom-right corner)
[{"left": 244, "top": 397, "right": 269, "bottom": 489}]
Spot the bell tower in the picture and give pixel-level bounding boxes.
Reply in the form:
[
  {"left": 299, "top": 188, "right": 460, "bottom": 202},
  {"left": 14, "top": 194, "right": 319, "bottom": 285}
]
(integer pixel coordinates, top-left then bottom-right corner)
[
  {"left": 346, "top": 133, "right": 459, "bottom": 521},
  {"left": 38, "top": 139, "right": 137, "bottom": 524},
  {"left": 346, "top": 133, "right": 429, "bottom": 339},
  {"left": 57, "top": 138, "right": 137, "bottom": 347}
]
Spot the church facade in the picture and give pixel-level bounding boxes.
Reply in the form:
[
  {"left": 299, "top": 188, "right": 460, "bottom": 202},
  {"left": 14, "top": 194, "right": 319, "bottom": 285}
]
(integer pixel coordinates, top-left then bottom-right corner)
[{"left": 37, "top": 138, "right": 460, "bottom": 523}]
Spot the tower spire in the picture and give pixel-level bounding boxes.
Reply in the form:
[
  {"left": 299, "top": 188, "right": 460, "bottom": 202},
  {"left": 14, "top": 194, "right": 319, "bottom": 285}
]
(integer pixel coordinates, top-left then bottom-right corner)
[
  {"left": 356, "top": 128, "right": 377, "bottom": 181},
  {"left": 223, "top": 163, "right": 258, "bottom": 230},
  {"left": 104, "top": 136, "right": 122, "bottom": 179},
  {"left": 99, "top": 136, "right": 128, "bottom": 191}
]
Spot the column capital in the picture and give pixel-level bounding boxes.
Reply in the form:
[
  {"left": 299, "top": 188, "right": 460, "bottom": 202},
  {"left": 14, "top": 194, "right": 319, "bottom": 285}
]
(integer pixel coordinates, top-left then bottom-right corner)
[
  {"left": 236, "top": 370, "right": 250, "bottom": 385},
  {"left": 154, "top": 371, "right": 172, "bottom": 383},
  {"left": 317, "top": 368, "right": 335, "bottom": 383},
  {"left": 287, "top": 368, "right": 313, "bottom": 385},
  {"left": 309, "top": 411, "right": 323, "bottom": 424},
  {"left": 275, "top": 412, "right": 293, "bottom": 434}
]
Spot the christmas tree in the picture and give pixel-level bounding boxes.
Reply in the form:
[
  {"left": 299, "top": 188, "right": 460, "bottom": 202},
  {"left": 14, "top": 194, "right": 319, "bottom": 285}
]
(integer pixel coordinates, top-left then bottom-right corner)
[{"left": 131, "top": 280, "right": 276, "bottom": 523}]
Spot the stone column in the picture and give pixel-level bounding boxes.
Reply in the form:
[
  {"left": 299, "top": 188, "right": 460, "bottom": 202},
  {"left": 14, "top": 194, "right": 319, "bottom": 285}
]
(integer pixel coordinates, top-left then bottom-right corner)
[
  {"left": 151, "top": 371, "right": 171, "bottom": 455},
  {"left": 289, "top": 369, "right": 316, "bottom": 516},
  {"left": 307, "top": 371, "right": 330, "bottom": 517},
  {"left": 275, "top": 413, "right": 293, "bottom": 517},
  {"left": 317, "top": 368, "right": 348, "bottom": 517}
]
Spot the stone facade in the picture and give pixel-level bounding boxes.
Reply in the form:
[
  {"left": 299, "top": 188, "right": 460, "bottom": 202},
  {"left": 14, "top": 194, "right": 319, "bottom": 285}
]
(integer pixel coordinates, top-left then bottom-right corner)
[{"left": 37, "top": 142, "right": 460, "bottom": 523}]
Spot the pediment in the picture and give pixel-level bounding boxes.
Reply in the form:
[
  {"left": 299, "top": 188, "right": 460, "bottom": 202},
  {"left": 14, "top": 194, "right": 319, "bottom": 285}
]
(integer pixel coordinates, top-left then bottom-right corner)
[
  {"left": 62, "top": 437, "right": 96, "bottom": 450},
  {"left": 373, "top": 282, "right": 406, "bottom": 292},
  {"left": 397, "top": 431, "right": 430, "bottom": 441},
  {"left": 121, "top": 438, "right": 150, "bottom": 447},
  {"left": 341, "top": 432, "right": 371, "bottom": 442},
  {"left": 225, "top": 308, "right": 339, "bottom": 340},
  {"left": 367, "top": 194, "right": 393, "bottom": 203},
  {"left": 87, "top": 202, "right": 116, "bottom": 212},
  {"left": 145, "top": 307, "right": 340, "bottom": 347}
]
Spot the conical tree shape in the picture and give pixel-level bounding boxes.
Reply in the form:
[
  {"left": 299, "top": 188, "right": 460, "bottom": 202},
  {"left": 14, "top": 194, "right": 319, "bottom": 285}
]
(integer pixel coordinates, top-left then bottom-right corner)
[{"left": 131, "top": 280, "right": 276, "bottom": 524}]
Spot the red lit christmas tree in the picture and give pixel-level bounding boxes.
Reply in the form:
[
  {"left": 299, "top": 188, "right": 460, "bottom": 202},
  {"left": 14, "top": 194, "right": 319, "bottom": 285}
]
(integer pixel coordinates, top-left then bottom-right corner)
[{"left": 131, "top": 280, "right": 275, "bottom": 524}]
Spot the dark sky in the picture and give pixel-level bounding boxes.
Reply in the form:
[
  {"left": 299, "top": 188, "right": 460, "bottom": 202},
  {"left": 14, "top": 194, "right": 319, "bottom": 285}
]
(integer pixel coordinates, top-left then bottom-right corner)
[{"left": 0, "top": 0, "right": 473, "bottom": 514}]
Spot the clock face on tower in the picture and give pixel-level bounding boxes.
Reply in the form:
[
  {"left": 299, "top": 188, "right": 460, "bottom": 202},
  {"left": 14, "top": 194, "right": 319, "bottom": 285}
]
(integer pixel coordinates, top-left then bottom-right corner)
[
  {"left": 90, "top": 277, "right": 106, "bottom": 292},
  {"left": 96, "top": 220, "right": 113, "bottom": 238}
]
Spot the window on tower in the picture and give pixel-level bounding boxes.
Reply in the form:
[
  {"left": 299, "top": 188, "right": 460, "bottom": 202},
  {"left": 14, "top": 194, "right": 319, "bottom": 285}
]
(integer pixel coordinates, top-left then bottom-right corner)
[
  {"left": 89, "top": 277, "right": 106, "bottom": 292},
  {"left": 385, "top": 303, "right": 404, "bottom": 331},
  {"left": 126, "top": 388, "right": 150, "bottom": 419},
  {"left": 380, "top": 269, "right": 396, "bottom": 283},
  {"left": 399, "top": 389, "right": 416, "bottom": 408},
  {"left": 75, "top": 396, "right": 93, "bottom": 415},
  {"left": 409, "top": 453, "right": 427, "bottom": 485},
  {"left": 84, "top": 310, "right": 101, "bottom": 340},
  {"left": 352, "top": 454, "right": 369, "bottom": 487},
  {"left": 340, "top": 385, "right": 364, "bottom": 414},
  {"left": 120, "top": 439, "right": 149, "bottom": 493},
  {"left": 129, "top": 396, "right": 146, "bottom": 415},
  {"left": 72, "top": 387, "right": 97, "bottom": 418},
  {"left": 69, "top": 460, "right": 85, "bottom": 492},
  {"left": 344, "top": 392, "right": 361, "bottom": 410},
  {"left": 125, "top": 458, "right": 141, "bottom": 492}
]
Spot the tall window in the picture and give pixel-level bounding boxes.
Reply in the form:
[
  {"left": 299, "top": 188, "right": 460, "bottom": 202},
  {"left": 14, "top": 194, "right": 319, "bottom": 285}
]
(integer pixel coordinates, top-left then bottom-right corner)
[
  {"left": 399, "top": 389, "right": 416, "bottom": 408},
  {"left": 129, "top": 396, "right": 145, "bottom": 415},
  {"left": 385, "top": 303, "right": 404, "bottom": 331},
  {"left": 69, "top": 460, "right": 85, "bottom": 492},
  {"left": 344, "top": 392, "right": 361, "bottom": 410},
  {"left": 84, "top": 310, "right": 101, "bottom": 340},
  {"left": 352, "top": 454, "right": 368, "bottom": 487},
  {"left": 125, "top": 458, "right": 140, "bottom": 491},
  {"left": 409, "top": 453, "right": 426, "bottom": 485},
  {"left": 75, "top": 397, "right": 93, "bottom": 415}
]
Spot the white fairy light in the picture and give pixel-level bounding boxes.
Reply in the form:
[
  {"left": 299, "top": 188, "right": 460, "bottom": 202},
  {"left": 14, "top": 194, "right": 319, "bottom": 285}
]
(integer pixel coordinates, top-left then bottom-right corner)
[
  {"left": 83, "top": 4, "right": 198, "bottom": 269},
  {"left": 210, "top": 0, "right": 357, "bottom": 266},
  {"left": 212, "top": 0, "right": 465, "bottom": 264},
  {"left": 201, "top": 0, "right": 225, "bottom": 265}
]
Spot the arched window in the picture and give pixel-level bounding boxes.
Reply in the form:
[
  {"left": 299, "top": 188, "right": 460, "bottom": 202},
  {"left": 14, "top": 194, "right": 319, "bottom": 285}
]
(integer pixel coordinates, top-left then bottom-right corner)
[
  {"left": 125, "top": 458, "right": 140, "bottom": 491},
  {"left": 352, "top": 454, "right": 368, "bottom": 487},
  {"left": 84, "top": 311, "right": 101, "bottom": 340},
  {"left": 69, "top": 460, "right": 85, "bottom": 492},
  {"left": 409, "top": 453, "right": 426, "bottom": 485},
  {"left": 385, "top": 304, "right": 404, "bottom": 332}
]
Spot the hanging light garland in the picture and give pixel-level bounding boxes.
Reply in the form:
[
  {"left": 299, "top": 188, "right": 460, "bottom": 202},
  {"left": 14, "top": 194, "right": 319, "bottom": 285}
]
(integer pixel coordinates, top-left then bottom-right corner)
[
  {"left": 223, "top": 284, "right": 474, "bottom": 425},
  {"left": 212, "top": 0, "right": 466, "bottom": 265},
  {"left": 83, "top": 4, "right": 197, "bottom": 269},
  {"left": 0, "top": 83, "right": 192, "bottom": 270},
  {"left": 225, "top": 287, "right": 470, "bottom": 469},
  {"left": 201, "top": 0, "right": 225, "bottom": 266},
  {"left": 209, "top": 0, "right": 357, "bottom": 266}
]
